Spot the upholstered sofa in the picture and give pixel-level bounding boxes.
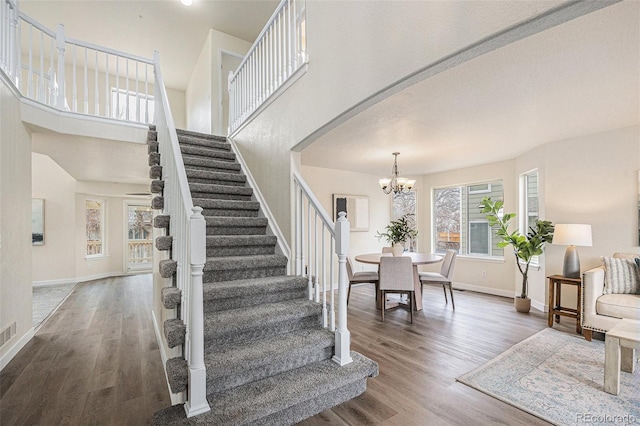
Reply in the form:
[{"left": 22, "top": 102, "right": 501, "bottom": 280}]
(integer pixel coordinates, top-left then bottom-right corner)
[{"left": 581, "top": 252, "right": 640, "bottom": 341}]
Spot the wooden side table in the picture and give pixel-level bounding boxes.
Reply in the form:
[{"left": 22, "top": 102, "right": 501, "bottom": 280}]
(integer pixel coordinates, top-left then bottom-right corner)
[{"left": 547, "top": 275, "right": 582, "bottom": 334}]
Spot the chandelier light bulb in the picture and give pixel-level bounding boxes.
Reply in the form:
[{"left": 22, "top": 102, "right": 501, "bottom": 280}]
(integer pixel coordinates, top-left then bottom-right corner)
[{"left": 180, "top": 0, "right": 193, "bottom": 6}]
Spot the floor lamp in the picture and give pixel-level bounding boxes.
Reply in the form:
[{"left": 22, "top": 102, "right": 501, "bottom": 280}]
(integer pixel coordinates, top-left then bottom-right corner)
[{"left": 552, "top": 224, "right": 593, "bottom": 278}]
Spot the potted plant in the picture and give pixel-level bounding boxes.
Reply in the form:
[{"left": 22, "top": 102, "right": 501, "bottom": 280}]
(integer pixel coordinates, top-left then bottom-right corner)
[
  {"left": 377, "top": 217, "right": 418, "bottom": 256},
  {"left": 479, "top": 197, "right": 554, "bottom": 313}
]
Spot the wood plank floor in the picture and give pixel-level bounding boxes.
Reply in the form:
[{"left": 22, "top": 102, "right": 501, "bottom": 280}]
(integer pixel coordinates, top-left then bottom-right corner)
[
  {"left": 0, "top": 274, "right": 170, "bottom": 425},
  {"left": 300, "top": 284, "right": 577, "bottom": 426},
  {"left": 1, "top": 275, "right": 579, "bottom": 425}
]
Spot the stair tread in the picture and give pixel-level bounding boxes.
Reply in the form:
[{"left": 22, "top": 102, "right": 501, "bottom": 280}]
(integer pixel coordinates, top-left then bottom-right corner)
[
  {"left": 206, "top": 235, "right": 276, "bottom": 246},
  {"left": 176, "top": 128, "right": 227, "bottom": 142},
  {"left": 186, "top": 169, "right": 246, "bottom": 182},
  {"left": 205, "top": 299, "right": 320, "bottom": 335},
  {"left": 205, "top": 328, "right": 334, "bottom": 372},
  {"left": 204, "top": 254, "right": 288, "bottom": 270},
  {"left": 204, "top": 275, "right": 307, "bottom": 297},
  {"left": 208, "top": 351, "right": 376, "bottom": 406},
  {"left": 153, "top": 352, "right": 377, "bottom": 425},
  {"left": 205, "top": 216, "right": 268, "bottom": 226},
  {"left": 196, "top": 199, "right": 258, "bottom": 207}
]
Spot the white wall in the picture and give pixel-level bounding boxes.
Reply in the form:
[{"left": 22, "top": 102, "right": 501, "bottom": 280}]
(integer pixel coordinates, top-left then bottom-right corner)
[
  {"left": 186, "top": 29, "right": 251, "bottom": 135},
  {"left": 32, "top": 153, "right": 77, "bottom": 283},
  {"left": 231, "top": 2, "right": 576, "bottom": 244},
  {"left": 0, "top": 77, "right": 33, "bottom": 364},
  {"left": 186, "top": 34, "right": 212, "bottom": 133},
  {"left": 300, "top": 165, "right": 415, "bottom": 271}
]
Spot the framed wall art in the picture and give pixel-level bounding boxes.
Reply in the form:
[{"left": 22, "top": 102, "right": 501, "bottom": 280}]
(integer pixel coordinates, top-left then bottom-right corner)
[
  {"left": 332, "top": 194, "right": 369, "bottom": 232},
  {"left": 32, "top": 198, "right": 44, "bottom": 246}
]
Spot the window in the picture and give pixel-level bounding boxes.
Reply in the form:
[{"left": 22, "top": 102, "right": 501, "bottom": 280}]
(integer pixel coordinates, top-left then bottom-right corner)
[
  {"left": 86, "top": 200, "right": 105, "bottom": 256},
  {"left": 522, "top": 171, "right": 539, "bottom": 232},
  {"left": 433, "top": 180, "right": 504, "bottom": 257},
  {"left": 111, "top": 88, "right": 154, "bottom": 123}
]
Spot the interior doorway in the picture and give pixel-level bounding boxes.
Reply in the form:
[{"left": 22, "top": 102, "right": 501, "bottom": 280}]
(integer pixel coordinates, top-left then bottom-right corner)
[
  {"left": 220, "top": 51, "right": 243, "bottom": 136},
  {"left": 125, "top": 203, "right": 153, "bottom": 273}
]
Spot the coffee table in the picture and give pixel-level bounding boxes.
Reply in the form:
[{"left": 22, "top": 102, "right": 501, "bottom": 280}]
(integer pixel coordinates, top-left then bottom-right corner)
[{"left": 604, "top": 318, "right": 640, "bottom": 395}]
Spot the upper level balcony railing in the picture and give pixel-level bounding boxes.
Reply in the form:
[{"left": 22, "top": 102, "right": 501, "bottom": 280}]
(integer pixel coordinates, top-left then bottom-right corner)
[
  {"left": 1, "top": 0, "right": 154, "bottom": 125},
  {"left": 228, "top": 0, "right": 307, "bottom": 135}
]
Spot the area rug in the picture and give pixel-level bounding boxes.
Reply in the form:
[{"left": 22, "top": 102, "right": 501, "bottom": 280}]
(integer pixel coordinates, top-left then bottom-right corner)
[{"left": 457, "top": 328, "right": 639, "bottom": 425}]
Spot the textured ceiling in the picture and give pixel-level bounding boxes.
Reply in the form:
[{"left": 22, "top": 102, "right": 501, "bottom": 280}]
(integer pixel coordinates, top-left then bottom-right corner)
[
  {"left": 20, "top": 0, "right": 279, "bottom": 90},
  {"left": 301, "top": 1, "right": 640, "bottom": 177}
]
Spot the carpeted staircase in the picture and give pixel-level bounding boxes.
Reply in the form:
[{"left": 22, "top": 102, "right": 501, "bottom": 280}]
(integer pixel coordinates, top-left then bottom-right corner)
[{"left": 148, "top": 128, "right": 378, "bottom": 425}]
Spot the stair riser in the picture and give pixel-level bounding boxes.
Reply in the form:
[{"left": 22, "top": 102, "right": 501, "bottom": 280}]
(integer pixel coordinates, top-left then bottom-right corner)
[
  {"left": 201, "top": 208, "right": 259, "bottom": 218},
  {"left": 254, "top": 378, "right": 368, "bottom": 426},
  {"left": 207, "top": 346, "right": 333, "bottom": 395},
  {"left": 186, "top": 177, "right": 247, "bottom": 187},
  {"left": 204, "top": 289, "right": 308, "bottom": 313},
  {"left": 207, "top": 226, "right": 268, "bottom": 236},
  {"left": 180, "top": 146, "right": 236, "bottom": 161},
  {"left": 191, "top": 192, "right": 253, "bottom": 201},
  {"left": 205, "top": 313, "right": 322, "bottom": 347},
  {"left": 206, "top": 245, "right": 276, "bottom": 258},
  {"left": 179, "top": 139, "right": 230, "bottom": 151},
  {"left": 203, "top": 266, "right": 286, "bottom": 282},
  {"left": 184, "top": 164, "right": 242, "bottom": 174}
]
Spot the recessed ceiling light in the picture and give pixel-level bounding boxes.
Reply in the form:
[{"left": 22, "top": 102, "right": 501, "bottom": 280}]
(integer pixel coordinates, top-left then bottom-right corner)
[{"left": 180, "top": 0, "right": 193, "bottom": 6}]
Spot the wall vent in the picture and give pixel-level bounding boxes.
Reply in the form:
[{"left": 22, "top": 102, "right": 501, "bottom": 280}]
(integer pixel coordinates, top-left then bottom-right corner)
[{"left": 0, "top": 322, "right": 17, "bottom": 348}]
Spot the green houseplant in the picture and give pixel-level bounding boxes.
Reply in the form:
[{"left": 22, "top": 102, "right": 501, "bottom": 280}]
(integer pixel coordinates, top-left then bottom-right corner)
[
  {"left": 377, "top": 217, "right": 418, "bottom": 256},
  {"left": 479, "top": 197, "right": 554, "bottom": 312}
]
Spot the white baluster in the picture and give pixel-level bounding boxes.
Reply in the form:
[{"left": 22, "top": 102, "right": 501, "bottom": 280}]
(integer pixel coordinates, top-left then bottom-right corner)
[
  {"left": 333, "top": 211, "right": 352, "bottom": 366},
  {"left": 104, "top": 53, "right": 109, "bottom": 118},
  {"left": 83, "top": 47, "right": 88, "bottom": 113},
  {"left": 314, "top": 211, "right": 319, "bottom": 302},
  {"left": 321, "top": 228, "right": 327, "bottom": 328},
  {"left": 125, "top": 58, "right": 129, "bottom": 120},
  {"left": 330, "top": 238, "right": 335, "bottom": 331},
  {"left": 38, "top": 31, "right": 44, "bottom": 102},
  {"left": 27, "top": 24, "right": 33, "bottom": 97},
  {"left": 55, "top": 24, "right": 66, "bottom": 109},
  {"left": 8, "top": 1, "right": 18, "bottom": 82},
  {"left": 306, "top": 199, "right": 312, "bottom": 299},
  {"left": 94, "top": 50, "right": 99, "bottom": 115},
  {"left": 135, "top": 61, "right": 140, "bottom": 122},
  {"left": 72, "top": 44, "right": 77, "bottom": 112}
]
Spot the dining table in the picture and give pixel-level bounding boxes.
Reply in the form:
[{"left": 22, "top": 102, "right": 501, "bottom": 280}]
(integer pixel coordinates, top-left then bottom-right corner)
[{"left": 354, "top": 252, "right": 443, "bottom": 311}]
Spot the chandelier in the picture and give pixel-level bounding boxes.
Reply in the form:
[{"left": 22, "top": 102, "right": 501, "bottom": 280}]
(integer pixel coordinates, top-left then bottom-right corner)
[{"left": 378, "top": 152, "right": 415, "bottom": 194}]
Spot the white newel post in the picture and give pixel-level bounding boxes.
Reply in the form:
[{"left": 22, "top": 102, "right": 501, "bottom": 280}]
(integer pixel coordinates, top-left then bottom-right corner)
[
  {"left": 55, "top": 24, "right": 66, "bottom": 110},
  {"left": 185, "top": 207, "right": 211, "bottom": 417},
  {"left": 332, "top": 211, "right": 352, "bottom": 366}
]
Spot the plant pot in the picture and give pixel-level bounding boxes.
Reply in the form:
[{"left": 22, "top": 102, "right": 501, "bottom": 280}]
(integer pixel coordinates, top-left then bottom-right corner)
[
  {"left": 391, "top": 243, "right": 405, "bottom": 257},
  {"left": 514, "top": 297, "right": 531, "bottom": 313}
]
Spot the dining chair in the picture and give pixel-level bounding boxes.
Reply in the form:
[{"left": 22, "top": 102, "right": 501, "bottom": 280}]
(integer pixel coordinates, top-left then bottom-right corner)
[
  {"left": 379, "top": 256, "right": 415, "bottom": 323},
  {"left": 381, "top": 246, "right": 393, "bottom": 253},
  {"left": 418, "top": 249, "right": 457, "bottom": 309},
  {"left": 347, "top": 257, "right": 379, "bottom": 305}
]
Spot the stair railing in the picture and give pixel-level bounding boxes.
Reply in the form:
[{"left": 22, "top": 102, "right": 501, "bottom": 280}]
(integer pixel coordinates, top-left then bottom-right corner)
[
  {"left": 228, "top": 0, "right": 307, "bottom": 135},
  {"left": 293, "top": 172, "right": 352, "bottom": 366},
  {"left": 1, "top": 0, "right": 154, "bottom": 124},
  {"left": 153, "top": 52, "right": 210, "bottom": 417}
]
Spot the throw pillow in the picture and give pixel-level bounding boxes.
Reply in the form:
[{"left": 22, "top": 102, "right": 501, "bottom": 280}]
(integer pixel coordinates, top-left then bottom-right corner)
[{"left": 602, "top": 256, "right": 640, "bottom": 294}]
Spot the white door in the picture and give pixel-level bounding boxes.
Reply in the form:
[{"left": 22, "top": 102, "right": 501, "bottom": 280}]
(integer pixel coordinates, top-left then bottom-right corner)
[
  {"left": 126, "top": 204, "right": 153, "bottom": 272},
  {"left": 220, "top": 52, "right": 243, "bottom": 136}
]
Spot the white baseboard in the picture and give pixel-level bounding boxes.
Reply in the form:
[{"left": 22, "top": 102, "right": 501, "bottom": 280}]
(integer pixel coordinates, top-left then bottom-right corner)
[
  {"left": 453, "top": 282, "right": 545, "bottom": 312},
  {"left": 32, "top": 278, "right": 77, "bottom": 288},
  {"left": 152, "top": 310, "right": 185, "bottom": 406},
  {"left": 452, "top": 281, "right": 514, "bottom": 298},
  {"left": 33, "top": 272, "right": 123, "bottom": 288},
  {"left": 0, "top": 327, "right": 35, "bottom": 372}
]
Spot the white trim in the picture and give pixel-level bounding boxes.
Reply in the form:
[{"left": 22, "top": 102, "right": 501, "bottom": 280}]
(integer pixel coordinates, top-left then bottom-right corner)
[
  {"left": 32, "top": 278, "right": 77, "bottom": 288},
  {"left": 229, "top": 63, "right": 308, "bottom": 138},
  {"left": 227, "top": 139, "right": 292, "bottom": 272},
  {"left": 452, "top": 281, "right": 545, "bottom": 313},
  {"left": 218, "top": 48, "right": 244, "bottom": 136},
  {"left": 33, "top": 271, "right": 124, "bottom": 287},
  {"left": 0, "top": 327, "right": 35, "bottom": 372},
  {"left": 452, "top": 281, "right": 514, "bottom": 298},
  {"left": 152, "top": 310, "right": 185, "bottom": 405}
]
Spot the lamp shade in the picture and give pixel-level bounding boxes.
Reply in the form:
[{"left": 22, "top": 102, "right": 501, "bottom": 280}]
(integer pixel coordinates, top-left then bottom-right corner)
[{"left": 552, "top": 224, "right": 592, "bottom": 247}]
